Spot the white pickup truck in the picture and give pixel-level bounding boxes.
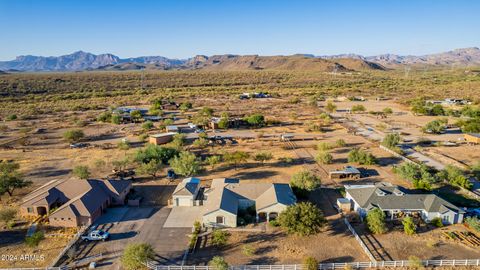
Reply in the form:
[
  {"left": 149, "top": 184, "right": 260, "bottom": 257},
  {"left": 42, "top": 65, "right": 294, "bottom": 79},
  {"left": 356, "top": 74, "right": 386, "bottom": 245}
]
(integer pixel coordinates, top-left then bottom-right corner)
[{"left": 81, "top": 230, "right": 109, "bottom": 241}]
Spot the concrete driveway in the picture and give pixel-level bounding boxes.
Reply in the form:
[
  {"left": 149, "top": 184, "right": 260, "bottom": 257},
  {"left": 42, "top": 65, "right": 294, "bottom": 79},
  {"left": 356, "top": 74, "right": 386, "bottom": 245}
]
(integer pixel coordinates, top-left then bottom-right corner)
[{"left": 163, "top": 206, "right": 205, "bottom": 228}]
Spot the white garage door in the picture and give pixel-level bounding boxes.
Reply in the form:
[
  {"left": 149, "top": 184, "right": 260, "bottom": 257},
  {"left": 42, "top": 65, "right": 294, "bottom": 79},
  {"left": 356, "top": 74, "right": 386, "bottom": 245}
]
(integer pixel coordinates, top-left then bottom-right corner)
[{"left": 176, "top": 197, "right": 192, "bottom": 206}]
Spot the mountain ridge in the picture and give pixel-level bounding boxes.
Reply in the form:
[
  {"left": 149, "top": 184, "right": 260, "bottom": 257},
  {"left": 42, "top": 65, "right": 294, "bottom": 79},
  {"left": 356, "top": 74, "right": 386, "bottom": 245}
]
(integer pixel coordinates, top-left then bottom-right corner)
[{"left": 1, "top": 47, "right": 479, "bottom": 72}]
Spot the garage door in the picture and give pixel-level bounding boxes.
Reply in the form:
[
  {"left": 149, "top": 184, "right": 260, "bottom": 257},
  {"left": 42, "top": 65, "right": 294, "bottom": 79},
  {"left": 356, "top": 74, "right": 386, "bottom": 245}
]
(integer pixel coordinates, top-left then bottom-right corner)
[{"left": 176, "top": 197, "right": 191, "bottom": 206}]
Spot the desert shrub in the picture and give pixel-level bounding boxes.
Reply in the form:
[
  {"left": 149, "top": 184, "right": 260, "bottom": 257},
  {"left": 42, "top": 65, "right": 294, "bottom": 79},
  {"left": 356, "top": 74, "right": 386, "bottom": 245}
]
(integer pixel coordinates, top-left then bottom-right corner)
[
  {"left": 315, "top": 151, "right": 333, "bottom": 164},
  {"left": 6, "top": 114, "right": 17, "bottom": 121},
  {"left": 63, "top": 129, "right": 85, "bottom": 143},
  {"left": 254, "top": 152, "right": 273, "bottom": 165},
  {"left": 430, "top": 217, "right": 443, "bottom": 227},
  {"left": 317, "top": 142, "right": 332, "bottom": 151},
  {"left": 347, "top": 148, "right": 376, "bottom": 165},
  {"left": 223, "top": 151, "right": 250, "bottom": 169},
  {"left": 135, "top": 144, "right": 178, "bottom": 164},
  {"left": 402, "top": 216, "right": 417, "bottom": 235},
  {"left": 290, "top": 170, "right": 321, "bottom": 197},
  {"left": 96, "top": 111, "right": 112, "bottom": 122},
  {"left": 408, "top": 255, "right": 424, "bottom": 268},
  {"left": 205, "top": 155, "right": 222, "bottom": 170},
  {"left": 208, "top": 256, "right": 228, "bottom": 270},
  {"left": 121, "top": 243, "right": 155, "bottom": 270},
  {"left": 72, "top": 165, "right": 90, "bottom": 179},
  {"left": 242, "top": 245, "right": 256, "bottom": 256},
  {"left": 335, "top": 139, "right": 346, "bottom": 147},
  {"left": 351, "top": 104, "right": 366, "bottom": 113},
  {"left": 383, "top": 107, "right": 393, "bottom": 114},
  {"left": 0, "top": 208, "right": 16, "bottom": 228},
  {"left": 142, "top": 121, "right": 154, "bottom": 131},
  {"left": 422, "top": 119, "right": 446, "bottom": 134},
  {"left": 366, "top": 208, "right": 387, "bottom": 234},
  {"left": 465, "top": 216, "right": 480, "bottom": 232},
  {"left": 303, "top": 256, "right": 318, "bottom": 270},
  {"left": 278, "top": 202, "right": 326, "bottom": 236},
  {"left": 382, "top": 133, "right": 401, "bottom": 149},
  {"left": 211, "top": 229, "right": 229, "bottom": 246},
  {"left": 244, "top": 114, "right": 265, "bottom": 127},
  {"left": 25, "top": 231, "right": 44, "bottom": 247},
  {"left": 393, "top": 163, "right": 437, "bottom": 191},
  {"left": 325, "top": 102, "right": 337, "bottom": 113},
  {"left": 111, "top": 114, "right": 121, "bottom": 124}
]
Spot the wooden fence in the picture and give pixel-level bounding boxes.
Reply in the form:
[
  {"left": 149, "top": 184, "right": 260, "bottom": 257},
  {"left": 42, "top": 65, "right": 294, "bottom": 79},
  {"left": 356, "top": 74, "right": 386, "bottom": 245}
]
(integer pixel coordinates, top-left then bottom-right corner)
[{"left": 147, "top": 259, "right": 480, "bottom": 270}]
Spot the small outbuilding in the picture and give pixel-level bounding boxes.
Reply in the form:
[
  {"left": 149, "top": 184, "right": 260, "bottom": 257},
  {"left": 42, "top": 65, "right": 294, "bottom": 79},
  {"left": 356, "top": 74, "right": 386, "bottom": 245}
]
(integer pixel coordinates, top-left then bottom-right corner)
[
  {"left": 464, "top": 133, "right": 480, "bottom": 144},
  {"left": 337, "top": 198, "right": 352, "bottom": 213},
  {"left": 149, "top": 133, "right": 176, "bottom": 145},
  {"left": 166, "top": 125, "right": 179, "bottom": 133},
  {"left": 329, "top": 166, "right": 361, "bottom": 180},
  {"left": 172, "top": 177, "right": 201, "bottom": 206}
]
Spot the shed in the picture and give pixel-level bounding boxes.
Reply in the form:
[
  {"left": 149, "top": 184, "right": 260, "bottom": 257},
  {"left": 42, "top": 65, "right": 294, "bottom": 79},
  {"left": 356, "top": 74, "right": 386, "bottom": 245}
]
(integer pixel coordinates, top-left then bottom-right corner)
[
  {"left": 337, "top": 198, "right": 352, "bottom": 213},
  {"left": 329, "top": 166, "right": 361, "bottom": 180},
  {"left": 149, "top": 133, "right": 175, "bottom": 145},
  {"left": 464, "top": 133, "right": 480, "bottom": 144},
  {"left": 166, "top": 125, "right": 179, "bottom": 133}
]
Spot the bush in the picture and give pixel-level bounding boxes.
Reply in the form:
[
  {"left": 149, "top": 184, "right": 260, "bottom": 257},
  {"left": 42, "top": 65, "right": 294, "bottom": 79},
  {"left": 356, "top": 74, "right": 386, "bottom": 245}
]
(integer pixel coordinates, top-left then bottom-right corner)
[
  {"left": 96, "top": 111, "right": 112, "bottom": 122},
  {"left": 254, "top": 152, "right": 273, "bottom": 165},
  {"left": 382, "top": 133, "right": 401, "bottom": 149},
  {"left": 383, "top": 107, "right": 393, "bottom": 114},
  {"left": 408, "top": 255, "right": 424, "bottom": 269},
  {"left": 111, "top": 114, "right": 121, "bottom": 124},
  {"left": 315, "top": 151, "right": 333, "bottom": 164},
  {"left": 422, "top": 119, "right": 446, "bottom": 134},
  {"left": 6, "top": 114, "right": 17, "bottom": 121},
  {"left": 393, "top": 163, "right": 436, "bottom": 191},
  {"left": 121, "top": 243, "right": 155, "bottom": 270},
  {"left": 366, "top": 208, "right": 387, "bottom": 234},
  {"left": 206, "top": 155, "right": 222, "bottom": 169},
  {"left": 303, "top": 256, "right": 318, "bottom": 270},
  {"left": 244, "top": 114, "right": 265, "bottom": 127},
  {"left": 72, "top": 165, "right": 90, "bottom": 179},
  {"left": 135, "top": 144, "right": 178, "bottom": 164},
  {"left": 63, "top": 129, "right": 85, "bottom": 143},
  {"left": 269, "top": 219, "right": 280, "bottom": 227},
  {"left": 242, "top": 245, "right": 256, "bottom": 256},
  {"left": 208, "top": 256, "right": 228, "bottom": 270},
  {"left": 437, "top": 165, "right": 472, "bottom": 190},
  {"left": 347, "top": 148, "right": 376, "bottom": 165},
  {"left": 142, "top": 121, "right": 154, "bottom": 131},
  {"left": 25, "top": 231, "right": 44, "bottom": 247},
  {"left": 211, "top": 229, "right": 229, "bottom": 246},
  {"left": 402, "top": 216, "right": 417, "bottom": 235},
  {"left": 290, "top": 170, "right": 321, "bottom": 197},
  {"left": 325, "top": 102, "right": 337, "bottom": 113},
  {"left": 278, "top": 202, "right": 326, "bottom": 236},
  {"left": 335, "top": 139, "right": 346, "bottom": 147},
  {"left": 351, "top": 104, "right": 366, "bottom": 113},
  {"left": 430, "top": 217, "right": 443, "bottom": 227},
  {"left": 465, "top": 216, "right": 480, "bottom": 232},
  {"left": 0, "top": 208, "right": 16, "bottom": 226},
  {"left": 317, "top": 142, "right": 332, "bottom": 151}
]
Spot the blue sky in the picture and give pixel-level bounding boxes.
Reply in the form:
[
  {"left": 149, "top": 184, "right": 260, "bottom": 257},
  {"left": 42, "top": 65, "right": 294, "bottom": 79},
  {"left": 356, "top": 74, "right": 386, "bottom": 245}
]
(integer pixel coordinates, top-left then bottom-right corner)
[{"left": 0, "top": 0, "right": 479, "bottom": 60}]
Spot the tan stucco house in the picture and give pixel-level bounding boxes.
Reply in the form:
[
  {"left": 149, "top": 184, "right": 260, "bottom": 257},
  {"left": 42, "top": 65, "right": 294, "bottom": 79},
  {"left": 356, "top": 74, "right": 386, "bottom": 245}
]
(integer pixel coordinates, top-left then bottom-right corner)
[
  {"left": 201, "top": 178, "right": 297, "bottom": 227},
  {"left": 20, "top": 178, "right": 131, "bottom": 227},
  {"left": 172, "top": 177, "right": 201, "bottom": 206}
]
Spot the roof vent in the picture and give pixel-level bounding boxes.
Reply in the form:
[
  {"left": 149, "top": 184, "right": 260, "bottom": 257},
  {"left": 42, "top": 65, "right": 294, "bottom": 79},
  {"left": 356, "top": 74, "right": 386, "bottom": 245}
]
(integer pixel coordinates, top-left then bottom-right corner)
[
  {"left": 393, "top": 189, "right": 404, "bottom": 196},
  {"left": 375, "top": 189, "right": 386, "bottom": 196}
]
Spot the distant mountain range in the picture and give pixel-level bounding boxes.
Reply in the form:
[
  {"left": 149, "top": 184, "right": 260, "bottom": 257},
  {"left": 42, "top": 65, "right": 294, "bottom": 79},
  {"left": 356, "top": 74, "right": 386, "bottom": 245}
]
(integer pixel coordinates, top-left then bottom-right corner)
[{"left": 1, "top": 47, "right": 479, "bottom": 72}]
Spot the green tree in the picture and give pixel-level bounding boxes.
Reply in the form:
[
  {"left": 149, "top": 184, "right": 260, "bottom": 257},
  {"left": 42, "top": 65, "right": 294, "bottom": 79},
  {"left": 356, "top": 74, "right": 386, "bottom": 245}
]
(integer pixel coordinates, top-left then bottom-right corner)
[
  {"left": 383, "top": 107, "right": 393, "bottom": 115},
  {"left": 206, "top": 155, "right": 222, "bottom": 170},
  {"left": 242, "top": 245, "right": 256, "bottom": 256},
  {"left": 0, "top": 162, "right": 31, "bottom": 197},
  {"left": 366, "top": 208, "right": 387, "bottom": 234},
  {"left": 121, "top": 243, "right": 155, "bottom": 270},
  {"left": 315, "top": 151, "right": 333, "bottom": 164},
  {"left": 244, "top": 114, "right": 265, "bottom": 127},
  {"left": 169, "top": 151, "right": 201, "bottom": 177},
  {"left": 393, "top": 163, "right": 437, "bottom": 191},
  {"left": 193, "top": 137, "right": 209, "bottom": 149},
  {"left": 179, "top": 102, "right": 193, "bottom": 111},
  {"left": 137, "top": 159, "right": 163, "bottom": 177},
  {"left": 278, "top": 202, "right": 326, "bottom": 236},
  {"left": 96, "top": 111, "right": 112, "bottom": 122},
  {"left": 142, "top": 121, "right": 154, "bottom": 131},
  {"left": 135, "top": 144, "right": 178, "bottom": 164},
  {"left": 437, "top": 165, "right": 472, "bottom": 189},
  {"left": 254, "top": 152, "right": 273, "bottom": 165},
  {"left": 211, "top": 229, "right": 229, "bottom": 246},
  {"left": 117, "top": 140, "right": 130, "bottom": 155},
  {"left": 63, "top": 129, "right": 85, "bottom": 143},
  {"left": 402, "top": 216, "right": 417, "bottom": 235},
  {"left": 290, "top": 170, "right": 321, "bottom": 196},
  {"left": 382, "top": 133, "right": 401, "bottom": 149},
  {"left": 72, "top": 165, "right": 90, "bottom": 179},
  {"left": 422, "top": 119, "right": 446, "bottom": 134},
  {"left": 200, "top": 107, "right": 214, "bottom": 117},
  {"left": 208, "top": 256, "right": 229, "bottom": 270},
  {"left": 347, "top": 148, "right": 376, "bottom": 165},
  {"left": 325, "top": 101, "right": 337, "bottom": 113},
  {"left": 217, "top": 112, "right": 230, "bottom": 129},
  {"left": 170, "top": 133, "right": 186, "bottom": 150},
  {"left": 223, "top": 151, "right": 250, "bottom": 170}
]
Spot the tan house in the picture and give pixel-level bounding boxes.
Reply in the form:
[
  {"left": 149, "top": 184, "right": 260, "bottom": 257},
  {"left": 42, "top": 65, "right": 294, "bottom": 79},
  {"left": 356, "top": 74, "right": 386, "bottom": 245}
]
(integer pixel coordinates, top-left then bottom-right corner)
[
  {"left": 172, "top": 177, "right": 201, "bottom": 206},
  {"left": 201, "top": 178, "right": 296, "bottom": 227},
  {"left": 20, "top": 178, "right": 131, "bottom": 227},
  {"left": 464, "top": 133, "right": 480, "bottom": 144}
]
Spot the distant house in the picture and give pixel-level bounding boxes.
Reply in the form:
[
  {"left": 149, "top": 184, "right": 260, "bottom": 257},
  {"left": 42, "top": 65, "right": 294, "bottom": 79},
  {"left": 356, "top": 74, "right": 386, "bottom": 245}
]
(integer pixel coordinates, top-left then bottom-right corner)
[
  {"left": 166, "top": 125, "right": 179, "bottom": 133},
  {"left": 329, "top": 166, "right": 361, "bottom": 180},
  {"left": 464, "top": 133, "right": 480, "bottom": 144},
  {"left": 149, "top": 133, "right": 176, "bottom": 145},
  {"left": 344, "top": 183, "right": 464, "bottom": 225},
  {"left": 20, "top": 179, "right": 131, "bottom": 227},
  {"left": 202, "top": 178, "right": 296, "bottom": 227},
  {"left": 209, "top": 117, "right": 244, "bottom": 130},
  {"left": 172, "top": 177, "right": 201, "bottom": 206}
]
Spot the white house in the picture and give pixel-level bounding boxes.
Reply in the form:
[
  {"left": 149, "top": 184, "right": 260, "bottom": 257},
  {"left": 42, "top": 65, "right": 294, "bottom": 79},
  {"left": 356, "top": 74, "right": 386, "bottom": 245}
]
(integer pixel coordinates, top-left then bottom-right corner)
[{"left": 344, "top": 183, "right": 465, "bottom": 225}]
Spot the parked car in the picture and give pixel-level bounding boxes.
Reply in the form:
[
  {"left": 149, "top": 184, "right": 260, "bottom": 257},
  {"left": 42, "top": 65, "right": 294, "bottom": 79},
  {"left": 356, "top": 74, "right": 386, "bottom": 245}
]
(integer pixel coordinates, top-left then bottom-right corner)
[
  {"left": 70, "top": 142, "right": 89, "bottom": 149},
  {"left": 167, "top": 169, "right": 176, "bottom": 180},
  {"left": 81, "top": 230, "right": 109, "bottom": 241}
]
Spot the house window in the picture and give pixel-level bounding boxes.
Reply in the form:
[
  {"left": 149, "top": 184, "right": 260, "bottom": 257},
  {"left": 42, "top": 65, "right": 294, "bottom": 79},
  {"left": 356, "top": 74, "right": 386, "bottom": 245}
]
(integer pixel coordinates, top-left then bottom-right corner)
[
  {"left": 216, "top": 216, "right": 225, "bottom": 224},
  {"left": 27, "top": 207, "right": 33, "bottom": 213}
]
